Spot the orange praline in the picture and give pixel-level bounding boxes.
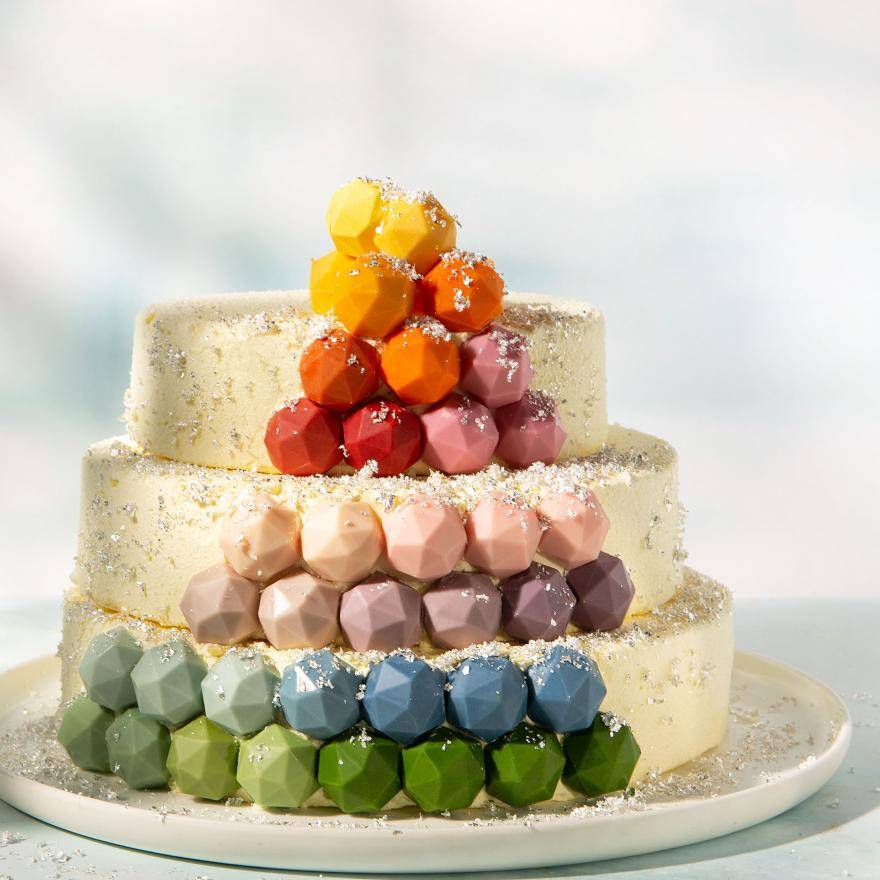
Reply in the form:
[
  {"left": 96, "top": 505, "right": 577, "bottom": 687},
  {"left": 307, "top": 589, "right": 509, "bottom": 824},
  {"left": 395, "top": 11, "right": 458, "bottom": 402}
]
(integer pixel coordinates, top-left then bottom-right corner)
[
  {"left": 380, "top": 319, "right": 460, "bottom": 406},
  {"left": 299, "top": 330, "right": 380, "bottom": 412}
]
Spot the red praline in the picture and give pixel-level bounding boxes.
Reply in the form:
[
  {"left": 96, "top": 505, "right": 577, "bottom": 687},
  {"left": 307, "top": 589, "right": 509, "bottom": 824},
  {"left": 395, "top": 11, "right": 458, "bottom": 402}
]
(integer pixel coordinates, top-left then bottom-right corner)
[
  {"left": 342, "top": 399, "right": 423, "bottom": 476},
  {"left": 264, "top": 398, "right": 344, "bottom": 476}
]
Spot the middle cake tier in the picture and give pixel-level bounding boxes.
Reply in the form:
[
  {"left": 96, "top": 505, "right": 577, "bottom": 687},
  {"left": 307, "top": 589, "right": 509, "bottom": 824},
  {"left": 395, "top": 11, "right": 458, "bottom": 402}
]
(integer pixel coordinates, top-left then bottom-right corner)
[{"left": 75, "top": 425, "right": 683, "bottom": 628}]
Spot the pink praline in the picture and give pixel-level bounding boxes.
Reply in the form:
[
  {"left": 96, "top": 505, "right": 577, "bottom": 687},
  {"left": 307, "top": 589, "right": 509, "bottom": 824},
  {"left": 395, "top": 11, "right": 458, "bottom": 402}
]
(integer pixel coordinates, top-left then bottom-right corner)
[
  {"left": 494, "top": 390, "right": 566, "bottom": 469},
  {"left": 382, "top": 496, "right": 466, "bottom": 580},
  {"left": 419, "top": 394, "right": 499, "bottom": 475},
  {"left": 463, "top": 498, "right": 542, "bottom": 578},
  {"left": 458, "top": 326, "right": 533, "bottom": 409}
]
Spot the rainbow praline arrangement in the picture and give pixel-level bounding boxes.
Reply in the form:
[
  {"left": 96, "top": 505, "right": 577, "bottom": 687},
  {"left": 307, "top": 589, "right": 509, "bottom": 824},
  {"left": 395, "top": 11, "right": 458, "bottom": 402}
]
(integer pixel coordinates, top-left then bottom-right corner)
[
  {"left": 59, "top": 628, "right": 641, "bottom": 813},
  {"left": 55, "top": 177, "right": 698, "bottom": 815},
  {"left": 265, "top": 180, "right": 566, "bottom": 478}
]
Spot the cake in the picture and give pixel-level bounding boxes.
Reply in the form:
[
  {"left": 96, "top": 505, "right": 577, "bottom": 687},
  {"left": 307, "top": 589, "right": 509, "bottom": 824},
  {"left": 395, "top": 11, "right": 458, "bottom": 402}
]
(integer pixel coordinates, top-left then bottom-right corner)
[{"left": 57, "top": 179, "right": 733, "bottom": 814}]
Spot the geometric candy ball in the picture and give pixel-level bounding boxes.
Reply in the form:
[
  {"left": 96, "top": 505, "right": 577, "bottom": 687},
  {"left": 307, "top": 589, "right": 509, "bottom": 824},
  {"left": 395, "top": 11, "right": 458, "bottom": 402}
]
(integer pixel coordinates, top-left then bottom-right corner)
[
  {"left": 237, "top": 723, "right": 319, "bottom": 809},
  {"left": 279, "top": 649, "right": 363, "bottom": 741},
  {"left": 485, "top": 722, "right": 566, "bottom": 807},
  {"left": 58, "top": 696, "right": 114, "bottom": 773},
  {"left": 78, "top": 626, "right": 143, "bottom": 711},
  {"left": 446, "top": 655, "right": 528, "bottom": 743},
  {"left": 258, "top": 571, "right": 341, "bottom": 651},
  {"left": 130, "top": 638, "right": 207, "bottom": 728},
  {"left": 526, "top": 645, "right": 606, "bottom": 733},
  {"left": 362, "top": 653, "right": 446, "bottom": 746},
  {"left": 567, "top": 552, "right": 635, "bottom": 633},
  {"left": 219, "top": 493, "right": 301, "bottom": 583},
  {"left": 500, "top": 563, "right": 576, "bottom": 642},
  {"left": 494, "top": 390, "right": 567, "bottom": 469},
  {"left": 563, "top": 713, "right": 642, "bottom": 797},
  {"left": 537, "top": 491, "right": 610, "bottom": 570},
  {"left": 458, "top": 326, "right": 533, "bottom": 409},
  {"left": 382, "top": 496, "right": 466, "bottom": 581},
  {"left": 201, "top": 650, "right": 279, "bottom": 737},
  {"left": 104, "top": 708, "right": 171, "bottom": 790},
  {"left": 179, "top": 563, "right": 261, "bottom": 646},
  {"left": 422, "top": 571, "right": 502, "bottom": 650},
  {"left": 300, "top": 501, "right": 383, "bottom": 584}
]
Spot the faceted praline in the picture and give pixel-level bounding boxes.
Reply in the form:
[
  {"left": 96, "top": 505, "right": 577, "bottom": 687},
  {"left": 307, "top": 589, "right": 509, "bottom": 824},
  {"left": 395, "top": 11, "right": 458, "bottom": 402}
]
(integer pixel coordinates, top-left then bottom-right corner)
[
  {"left": 333, "top": 253, "right": 416, "bottom": 339},
  {"left": 258, "top": 570, "right": 341, "bottom": 650},
  {"left": 566, "top": 552, "right": 636, "bottom": 632},
  {"left": 494, "top": 391, "right": 566, "bottom": 468},
  {"left": 264, "top": 399, "right": 344, "bottom": 476},
  {"left": 445, "top": 655, "right": 528, "bottom": 742},
  {"left": 380, "top": 318, "right": 460, "bottom": 406},
  {"left": 463, "top": 498, "right": 542, "bottom": 578},
  {"left": 526, "top": 645, "right": 606, "bottom": 733},
  {"left": 500, "top": 563, "right": 575, "bottom": 642},
  {"left": 131, "top": 638, "right": 207, "bottom": 727},
  {"left": 422, "top": 250, "right": 504, "bottom": 333},
  {"left": 299, "top": 330, "right": 380, "bottom": 413},
  {"left": 402, "top": 729, "right": 485, "bottom": 812},
  {"left": 485, "top": 722, "right": 565, "bottom": 807},
  {"left": 362, "top": 653, "right": 446, "bottom": 746},
  {"left": 58, "top": 696, "right": 114, "bottom": 772},
  {"left": 219, "top": 493, "right": 300, "bottom": 583},
  {"left": 300, "top": 500, "right": 383, "bottom": 583},
  {"left": 382, "top": 496, "right": 466, "bottom": 581},
  {"left": 458, "top": 326, "right": 533, "bottom": 409},
  {"left": 374, "top": 191, "right": 456, "bottom": 274},
  {"left": 201, "top": 650, "right": 279, "bottom": 736},
  {"left": 179, "top": 563, "right": 261, "bottom": 646},
  {"left": 78, "top": 626, "right": 142, "bottom": 711},
  {"left": 317, "top": 727, "right": 401, "bottom": 813},
  {"left": 326, "top": 178, "right": 384, "bottom": 256},
  {"left": 278, "top": 649, "right": 363, "bottom": 740},
  {"left": 563, "top": 713, "right": 642, "bottom": 797},
  {"left": 309, "top": 250, "right": 355, "bottom": 315},
  {"left": 339, "top": 575, "right": 423, "bottom": 653},
  {"left": 422, "top": 572, "right": 501, "bottom": 649},
  {"left": 537, "top": 491, "right": 610, "bottom": 569},
  {"left": 105, "top": 708, "right": 171, "bottom": 790},
  {"left": 342, "top": 399, "right": 423, "bottom": 476},
  {"left": 419, "top": 394, "right": 498, "bottom": 475},
  {"left": 166, "top": 715, "right": 240, "bottom": 801},
  {"left": 237, "top": 723, "right": 319, "bottom": 808}
]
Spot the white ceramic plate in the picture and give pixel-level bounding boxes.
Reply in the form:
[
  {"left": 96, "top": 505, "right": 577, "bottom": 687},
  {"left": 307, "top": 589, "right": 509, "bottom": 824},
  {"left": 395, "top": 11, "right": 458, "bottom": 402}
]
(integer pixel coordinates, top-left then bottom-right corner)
[{"left": 0, "top": 652, "right": 850, "bottom": 873}]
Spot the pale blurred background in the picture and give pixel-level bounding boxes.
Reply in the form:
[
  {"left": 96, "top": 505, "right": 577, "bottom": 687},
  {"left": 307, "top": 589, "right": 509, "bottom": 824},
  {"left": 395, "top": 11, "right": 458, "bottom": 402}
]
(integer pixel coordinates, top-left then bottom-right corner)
[{"left": 1, "top": 0, "right": 878, "bottom": 610}]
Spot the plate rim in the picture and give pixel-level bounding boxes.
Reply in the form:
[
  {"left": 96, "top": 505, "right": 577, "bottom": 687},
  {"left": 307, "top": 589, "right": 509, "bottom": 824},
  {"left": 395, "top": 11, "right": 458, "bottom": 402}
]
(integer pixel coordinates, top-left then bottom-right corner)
[{"left": 0, "top": 650, "right": 853, "bottom": 871}]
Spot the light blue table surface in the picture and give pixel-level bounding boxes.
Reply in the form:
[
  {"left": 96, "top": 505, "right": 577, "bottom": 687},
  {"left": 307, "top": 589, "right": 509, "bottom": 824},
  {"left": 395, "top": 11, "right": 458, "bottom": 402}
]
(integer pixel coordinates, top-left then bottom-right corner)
[{"left": 0, "top": 598, "right": 877, "bottom": 880}]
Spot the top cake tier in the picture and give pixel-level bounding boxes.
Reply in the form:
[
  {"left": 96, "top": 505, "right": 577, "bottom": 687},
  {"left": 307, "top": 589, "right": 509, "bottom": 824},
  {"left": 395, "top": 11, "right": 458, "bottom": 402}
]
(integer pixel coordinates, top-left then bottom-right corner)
[{"left": 125, "top": 291, "right": 607, "bottom": 472}]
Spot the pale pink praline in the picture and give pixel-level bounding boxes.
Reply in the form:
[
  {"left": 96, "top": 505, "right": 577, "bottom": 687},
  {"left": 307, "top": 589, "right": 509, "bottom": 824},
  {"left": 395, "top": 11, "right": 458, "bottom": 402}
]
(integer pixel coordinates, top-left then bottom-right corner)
[
  {"left": 180, "top": 563, "right": 262, "bottom": 646},
  {"left": 258, "top": 570, "right": 341, "bottom": 650},
  {"left": 219, "top": 492, "right": 301, "bottom": 582},
  {"left": 382, "top": 495, "right": 466, "bottom": 580},
  {"left": 300, "top": 500, "right": 384, "bottom": 583},
  {"left": 463, "top": 498, "right": 542, "bottom": 578},
  {"left": 538, "top": 491, "right": 611, "bottom": 569}
]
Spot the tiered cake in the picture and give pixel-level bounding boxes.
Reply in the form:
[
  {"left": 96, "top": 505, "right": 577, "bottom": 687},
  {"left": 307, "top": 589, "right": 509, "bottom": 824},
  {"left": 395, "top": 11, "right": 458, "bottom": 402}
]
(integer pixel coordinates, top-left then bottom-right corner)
[{"left": 57, "top": 180, "right": 733, "bottom": 813}]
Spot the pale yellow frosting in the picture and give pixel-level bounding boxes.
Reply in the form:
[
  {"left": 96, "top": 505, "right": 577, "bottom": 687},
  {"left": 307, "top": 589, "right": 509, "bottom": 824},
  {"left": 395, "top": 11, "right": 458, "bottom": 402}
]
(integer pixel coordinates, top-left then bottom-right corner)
[
  {"left": 60, "top": 568, "right": 732, "bottom": 794},
  {"left": 74, "top": 425, "right": 683, "bottom": 628},
  {"left": 124, "top": 291, "right": 608, "bottom": 472}
]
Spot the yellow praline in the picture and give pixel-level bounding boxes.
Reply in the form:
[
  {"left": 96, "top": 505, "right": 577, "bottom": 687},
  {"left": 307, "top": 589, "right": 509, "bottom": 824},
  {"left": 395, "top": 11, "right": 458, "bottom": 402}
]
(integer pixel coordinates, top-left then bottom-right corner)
[
  {"left": 326, "top": 179, "right": 385, "bottom": 257},
  {"left": 375, "top": 192, "right": 457, "bottom": 275},
  {"left": 309, "top": 250, "right": 355, "bottom": 315}
]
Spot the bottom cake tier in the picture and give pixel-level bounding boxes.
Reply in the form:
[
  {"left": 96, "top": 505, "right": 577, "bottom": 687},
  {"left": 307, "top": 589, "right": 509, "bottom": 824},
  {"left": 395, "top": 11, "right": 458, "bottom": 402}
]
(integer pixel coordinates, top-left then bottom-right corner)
[{"left": 59, "top": 568, "right": 732, "bottom": 809}]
